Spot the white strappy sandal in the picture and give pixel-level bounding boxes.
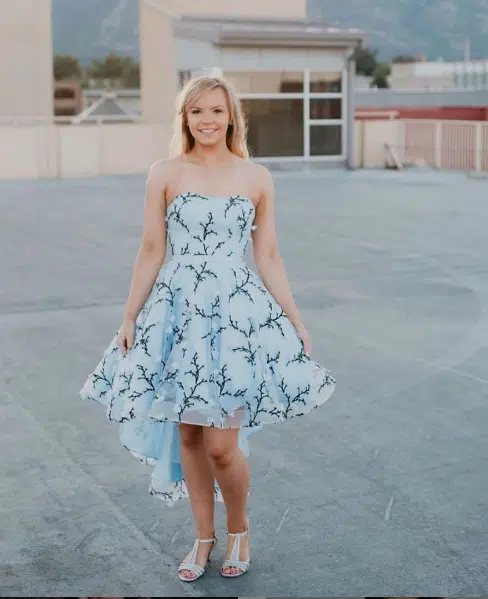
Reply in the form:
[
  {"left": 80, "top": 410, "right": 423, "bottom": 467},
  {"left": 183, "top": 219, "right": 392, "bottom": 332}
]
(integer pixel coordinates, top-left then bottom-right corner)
[
  {"left": 221, "top": 523, "right": 250, "bottom": 578},
  {"left": 177, "top": 536, "right": 217, "bottom": 582}
]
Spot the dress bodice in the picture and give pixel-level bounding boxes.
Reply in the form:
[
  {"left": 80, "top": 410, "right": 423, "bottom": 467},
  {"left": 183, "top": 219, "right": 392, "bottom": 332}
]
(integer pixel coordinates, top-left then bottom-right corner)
[{"left": 165, "top": 193, "right": 256, "bottom": 259}]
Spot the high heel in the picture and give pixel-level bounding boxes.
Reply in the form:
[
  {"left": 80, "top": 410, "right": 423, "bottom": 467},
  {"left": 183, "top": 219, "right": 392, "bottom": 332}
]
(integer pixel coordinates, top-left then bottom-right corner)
[
  {"left": 177, "top": 537, "right": 217, "bottom": 582},
  {"left": 221, "top": 523, "right": 250, "bottom": 578}
]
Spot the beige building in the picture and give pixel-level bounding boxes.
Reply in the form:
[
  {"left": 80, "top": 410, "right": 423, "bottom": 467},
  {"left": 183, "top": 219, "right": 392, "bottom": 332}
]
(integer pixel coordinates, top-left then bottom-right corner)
[
  {"left": 0, "top": 0, "right": 53, "bottom": 119},
  {"left": 0, "top": 0, "right": 366, "bottom": 178}
]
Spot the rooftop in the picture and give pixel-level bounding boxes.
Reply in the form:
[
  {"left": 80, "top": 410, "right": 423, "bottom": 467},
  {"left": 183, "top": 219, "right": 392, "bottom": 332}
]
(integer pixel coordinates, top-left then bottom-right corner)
[
  {"left": 175, "top": 15, "right": 366, "bottom": 47},
  {"left": 1, "top": 169, "right": 487, "bottom": 596}
]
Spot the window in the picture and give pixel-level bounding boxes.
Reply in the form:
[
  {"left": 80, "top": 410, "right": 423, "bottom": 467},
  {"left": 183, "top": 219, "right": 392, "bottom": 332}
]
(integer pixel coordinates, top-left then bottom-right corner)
[
  {"left": 310, "top": 71, "right": 342, "bottom": 93},
  {"left": 242, "top": 99, "right": 304, "bottom": 157},
  {"left": 310, "top": 125, "right": 343, "bottom": 156},
  {"left": 222, "top": 68, "right": 346, "bottom": 159},
  {"left": 178, "top": 70, "right": 192, "bottom": 88},
  {"left": 310, "top": 99, "right": 342, "bottom": 120},
  {"left": 226, "top": 71, "right": 304, "bottom": 94}
]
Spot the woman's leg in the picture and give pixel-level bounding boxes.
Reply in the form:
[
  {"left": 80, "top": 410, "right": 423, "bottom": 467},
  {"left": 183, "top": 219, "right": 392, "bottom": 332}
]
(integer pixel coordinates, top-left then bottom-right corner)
[
  {"left": 203, "top": 428, "right": 250, "bottom": 576},
  {"left": 178, "top": 423, "right": 217, "bottom": 580}
]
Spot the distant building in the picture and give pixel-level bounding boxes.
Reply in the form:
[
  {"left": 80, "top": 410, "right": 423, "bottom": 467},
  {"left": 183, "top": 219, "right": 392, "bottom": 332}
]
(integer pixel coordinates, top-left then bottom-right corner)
[
  {"left": 81, "top": 14, "right": 366, "bottom": 165},
  {"left": 390, "top": 59, "right": 488, "bottom": 90},
  {"left": 54, "top": 81, "right": 83, "bottom": 117}
]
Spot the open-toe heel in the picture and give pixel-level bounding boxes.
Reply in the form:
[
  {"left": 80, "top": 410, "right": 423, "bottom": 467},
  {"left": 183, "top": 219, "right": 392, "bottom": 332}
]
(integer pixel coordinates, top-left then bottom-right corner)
[
  {"left": 221, "top": 524, "right": 250, "bottom": 578},
  {"left": 178, "top": 537, "right": 217, "bottom": 582}
]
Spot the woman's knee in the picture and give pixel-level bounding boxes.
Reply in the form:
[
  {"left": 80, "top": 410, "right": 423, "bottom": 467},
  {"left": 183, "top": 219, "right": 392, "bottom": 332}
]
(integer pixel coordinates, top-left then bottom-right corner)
[{"left": 204, "top": 430, "right": 238, "bottom": 466}]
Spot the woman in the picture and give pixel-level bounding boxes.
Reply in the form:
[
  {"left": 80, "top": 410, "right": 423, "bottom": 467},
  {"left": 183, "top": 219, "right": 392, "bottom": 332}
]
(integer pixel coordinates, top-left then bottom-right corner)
[{"left": 80, "top": 74, "right": 336, "bottom": 582}]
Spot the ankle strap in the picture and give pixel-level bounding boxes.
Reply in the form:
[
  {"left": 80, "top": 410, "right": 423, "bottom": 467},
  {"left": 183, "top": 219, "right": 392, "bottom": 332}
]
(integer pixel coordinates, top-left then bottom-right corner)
[
  {"left": 198, "top": 537, "right": 217, "bottom": 543},
  {"left": 228, "top": 529, "right": 248, "bottom": 537}
]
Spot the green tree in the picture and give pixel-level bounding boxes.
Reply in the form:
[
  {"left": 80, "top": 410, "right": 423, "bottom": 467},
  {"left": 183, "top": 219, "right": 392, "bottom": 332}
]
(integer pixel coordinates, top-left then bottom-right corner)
[
  {"left": 53, "top": 54, "right": 82, "bottom": 80},
  {"left": 87, "top": 52, "right": 140, "bottom": 88},
  {"left": 353, "top": 46, "right": 379, "bottom": 77},
  {"left": 371, "top": 62, "right": 391, "bottom": 88},
  {"left": 123, "top": 61, "right": 140, "bottom": 88}
]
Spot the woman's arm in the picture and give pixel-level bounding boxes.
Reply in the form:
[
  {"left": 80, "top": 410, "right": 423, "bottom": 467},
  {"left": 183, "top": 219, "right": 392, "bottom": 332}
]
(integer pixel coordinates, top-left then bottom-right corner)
[
  {"left": 251, "top": 166, "right": 311, "bottom": 354},
  {"left": 122, "top": 161, "right": 169, "bottom": 323}
]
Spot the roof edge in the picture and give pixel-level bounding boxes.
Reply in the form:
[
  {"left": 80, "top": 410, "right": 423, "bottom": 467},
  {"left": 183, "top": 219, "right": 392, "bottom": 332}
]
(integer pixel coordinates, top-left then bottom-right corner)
[{"left": 174, "top": 15, "right": 366, "bottom": 47}]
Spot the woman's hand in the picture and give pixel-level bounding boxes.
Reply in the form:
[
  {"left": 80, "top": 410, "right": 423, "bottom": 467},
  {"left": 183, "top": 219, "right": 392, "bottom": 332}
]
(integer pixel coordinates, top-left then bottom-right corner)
[
  {"left": 117, "top": 318, "right": 136, "bottom": 354},
  {"left": 295, "top": 324, "right": 312, "bottom": 357}
]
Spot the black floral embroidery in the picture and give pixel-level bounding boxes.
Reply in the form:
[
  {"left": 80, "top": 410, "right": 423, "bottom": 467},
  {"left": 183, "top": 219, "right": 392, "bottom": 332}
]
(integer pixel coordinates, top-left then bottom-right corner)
[
  {"left": 230, "top": 317, "right": 258, "bottom": 367},
  {"left": 197, "top": 296, "right": 226, "bottom": 358},
  {"left": 224, "top": 195, "right": 247, "bottom": 217},
  {"left": 169, "top": 201, "right": 190, "bottom": 233},
  {"left": 287, "top": 344, "right": 307, "bottom": 366},
  {"left": 266, "top": 350, "right": 280, "bottom": 374},
  {"left": 229, "top": 268, "right": 256, "bottom": 302},
  {"left": 91, "top": 355, "right": 114, "bottom": 390},
  {"left": 155, "top": 268, "right": 182, "bottom": 308},
  {"left": 174, "top": 352, "right": 210, "bottom": 420},
  {"left": 186, "top": 261, "right": 218, "bottom": 293},
  {"left": 246, "top": 381, "right": 274, "bottom": 427},
  {"left": 259, "top": 300, "right": 286, "bottom": 336},
  {"left": 279, "top": 378, "right": 312, "bottom": 419},
  {"left": 192, "top": 212, "right": 218, "bottom": 255},
  {"left": 131, "top": 322, "right": 157, "bottom": 357}
]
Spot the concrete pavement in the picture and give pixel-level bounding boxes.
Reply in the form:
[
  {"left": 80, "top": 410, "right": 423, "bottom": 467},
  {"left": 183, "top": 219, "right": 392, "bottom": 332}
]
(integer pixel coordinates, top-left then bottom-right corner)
[{"left": 1, "top": 169, "right": 487, "bottom": 596}]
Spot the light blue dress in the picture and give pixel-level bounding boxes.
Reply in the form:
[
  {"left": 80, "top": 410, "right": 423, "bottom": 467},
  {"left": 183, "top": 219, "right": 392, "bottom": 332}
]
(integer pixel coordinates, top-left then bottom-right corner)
[{"left": 80, "top": 192, "right": 336, "bottom": 505}]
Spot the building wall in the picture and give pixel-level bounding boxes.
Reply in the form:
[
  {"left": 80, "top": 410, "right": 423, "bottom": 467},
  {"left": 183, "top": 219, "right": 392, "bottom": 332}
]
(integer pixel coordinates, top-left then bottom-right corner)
[
  {"left": 174, "top": 40, "right": 348, "bottom": 74},
  {"left": 218, "top": 47, "right": 346, "bottom": 71},
  {"left": 175, "top": 38, "right": 221, "bottom": 71},
  {"left": 357, "top": 89, "right": 488, "bottom": 108},
  {"left": 139, "top": 0, "right": 177, "bottom": 123},
  {"left": 0, "top": 123, "right": 171, "bottom": 179},
  {"left": 390, "top": 59, "right": 488, "bottom": 90},
  {"left": 390, "top": 62, "right": 456, "bottom": 90},
  {"left": 0, "top": 0, "right": 53, "bottom": 118},
  {"left": 3, "top": 118, "right": 488, "bottom": 178},
  {"left": 177, "top": 0, "right": 306, "bottom": 19}
]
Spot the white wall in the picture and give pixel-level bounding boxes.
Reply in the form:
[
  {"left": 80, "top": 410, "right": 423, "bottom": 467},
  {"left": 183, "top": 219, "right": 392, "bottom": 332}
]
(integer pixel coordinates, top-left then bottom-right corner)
[
  {"left": 175, "top": 43, "right": 348, "bottom": 72},
  {"left": 0, "top": 119, "right": 411, "bottom": 179},
  {"left": 0, "top": 0, "right": 53, "bottom": 118},
  {"left": 0, "top": 123, "right": 171, "bottom": 180},
  {"left": 175, "top": 38, "right": 221, "bottom": 70},
  {"left": 354, "top": 120, "right": 405, "bottom": 168}
]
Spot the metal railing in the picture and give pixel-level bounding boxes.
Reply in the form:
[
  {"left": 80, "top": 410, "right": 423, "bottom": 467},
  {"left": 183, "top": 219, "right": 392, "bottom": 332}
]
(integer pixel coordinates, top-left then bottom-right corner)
[{"left": 395, "top": 119, "right": 488, "bottom": 172}]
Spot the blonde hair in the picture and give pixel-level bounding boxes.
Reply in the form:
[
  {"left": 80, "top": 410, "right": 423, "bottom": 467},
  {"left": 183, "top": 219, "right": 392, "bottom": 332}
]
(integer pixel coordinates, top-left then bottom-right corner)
[{"left": 170, "top": 74, "right": 249, "bottom": 159}]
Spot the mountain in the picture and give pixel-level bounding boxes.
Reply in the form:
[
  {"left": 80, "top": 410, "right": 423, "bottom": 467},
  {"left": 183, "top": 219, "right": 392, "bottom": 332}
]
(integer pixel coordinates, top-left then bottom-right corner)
[
  {"left": 52, "top": 0, "right": 488, "bottom": 62},
  {"left": 308, "top": 0, "right": 488, "bottom": 61}
]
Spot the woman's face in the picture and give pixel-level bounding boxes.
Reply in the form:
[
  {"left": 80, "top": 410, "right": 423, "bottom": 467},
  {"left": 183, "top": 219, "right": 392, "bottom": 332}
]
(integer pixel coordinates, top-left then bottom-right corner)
[{"left": 185, "top": 87, "right": 231, "bottom": 149}]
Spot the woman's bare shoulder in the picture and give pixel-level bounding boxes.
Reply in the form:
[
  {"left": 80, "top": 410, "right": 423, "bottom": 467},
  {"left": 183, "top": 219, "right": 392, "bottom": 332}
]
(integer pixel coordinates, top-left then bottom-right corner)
[
  {"left": 245, "top": 161, "right": 274, "bottom": 201},
  {"left": 242, "top": 159, "right": 269, "bottom": 179},
  {"left": 148, "top": 156, "right": 184, "bottom": 180},
  {"left": 146, "top": 157, "right": 187, "bottom": 203},
  {"left": 237, "top": 160, "right": 272, "bottom": 187}
]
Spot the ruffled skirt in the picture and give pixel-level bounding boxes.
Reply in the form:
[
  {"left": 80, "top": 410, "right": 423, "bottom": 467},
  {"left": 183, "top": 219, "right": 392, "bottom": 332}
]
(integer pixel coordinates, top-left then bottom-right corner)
[{"left": 80, "top": 255, "right": 335, "bottom": 505}]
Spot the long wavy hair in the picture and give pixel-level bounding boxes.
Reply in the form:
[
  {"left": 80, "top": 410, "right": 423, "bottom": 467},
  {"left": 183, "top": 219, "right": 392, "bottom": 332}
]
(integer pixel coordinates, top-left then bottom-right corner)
[{"left": 170, "top": 74, "right": 249, "bottom": 159}]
